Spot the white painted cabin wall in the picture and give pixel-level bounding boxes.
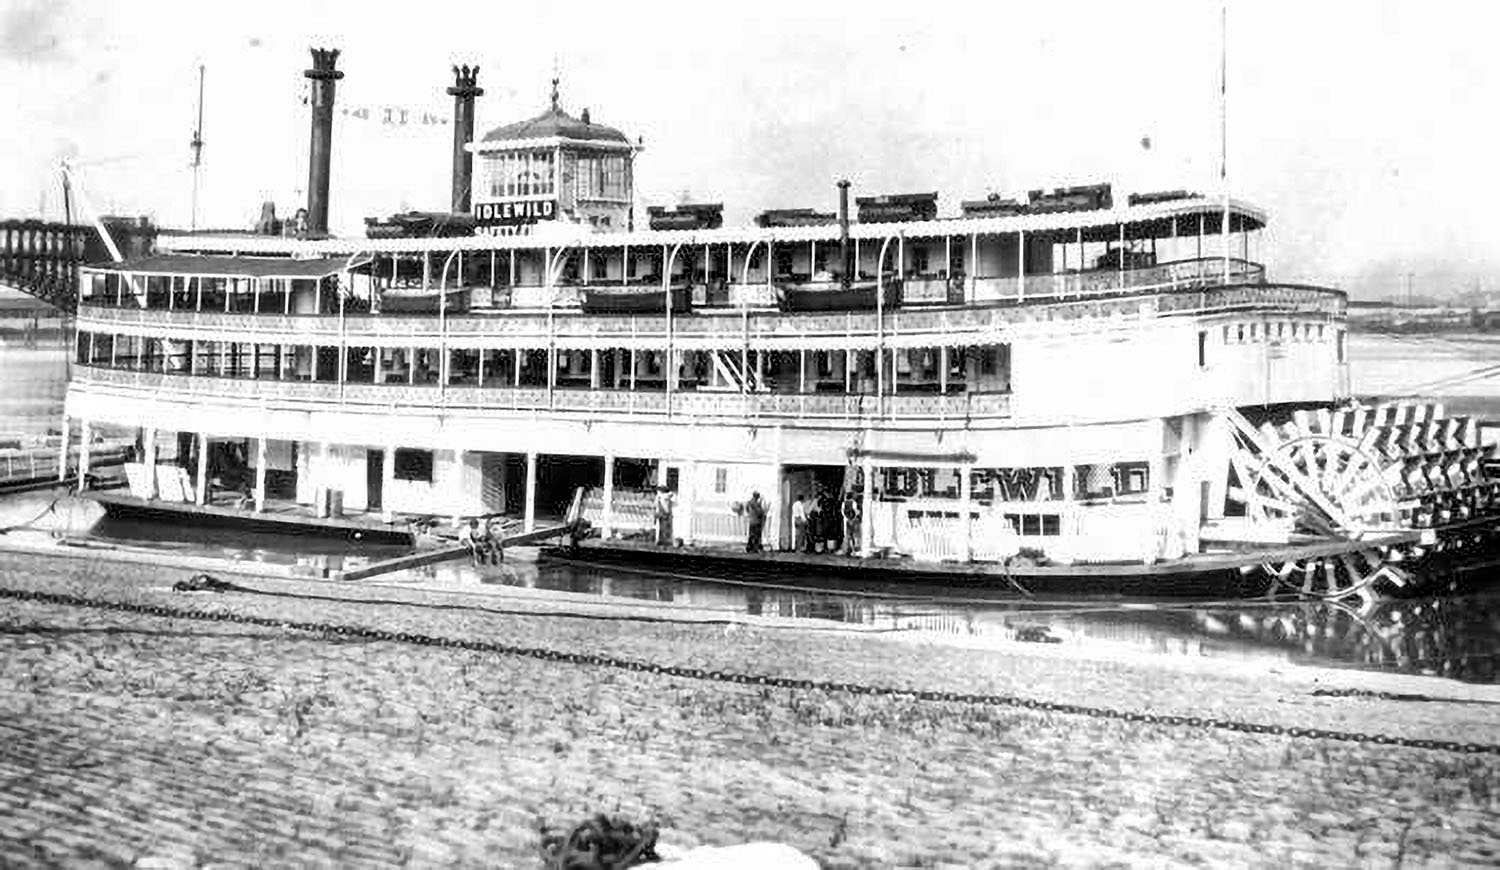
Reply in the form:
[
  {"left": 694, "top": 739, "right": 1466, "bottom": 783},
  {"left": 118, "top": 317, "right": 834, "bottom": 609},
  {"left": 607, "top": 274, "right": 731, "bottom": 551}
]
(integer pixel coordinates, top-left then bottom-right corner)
[
  {"left": 1013, "top": 316, "right": 1343, "bottom": 423},
  {"left": 385, "top": 450, "right": 486, "bottom": 517},
  {"left": 295, "top": 443, "right": 369, "bottom": 512},
  {"left": 1201, "top": 317, "right": 1343, "bottom": 407},
  {"left": 678, "top": 461, "right": 778, "bottom": 545}
]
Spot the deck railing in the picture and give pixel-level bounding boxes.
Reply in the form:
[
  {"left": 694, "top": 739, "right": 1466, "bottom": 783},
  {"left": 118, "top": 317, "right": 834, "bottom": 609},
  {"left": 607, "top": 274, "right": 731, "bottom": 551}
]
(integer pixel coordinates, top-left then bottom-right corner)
[
  {"left": 76, "top": 278, "right": 1342, "bottom": 349},
  {"left": 73, "top": 368, "right": 1013, "bottom": 424}
]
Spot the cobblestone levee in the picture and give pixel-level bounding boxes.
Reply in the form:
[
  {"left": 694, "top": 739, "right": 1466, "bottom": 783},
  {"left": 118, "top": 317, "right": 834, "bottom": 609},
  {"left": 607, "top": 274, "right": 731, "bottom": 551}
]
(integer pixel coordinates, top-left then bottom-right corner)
[{"left": 0, "top": 550, "right": 1497, "bottom": 869}]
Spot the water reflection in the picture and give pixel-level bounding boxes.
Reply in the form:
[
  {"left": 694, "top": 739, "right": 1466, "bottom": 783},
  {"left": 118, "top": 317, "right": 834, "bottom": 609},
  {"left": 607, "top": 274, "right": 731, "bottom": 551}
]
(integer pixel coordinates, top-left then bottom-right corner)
[
  {"left": 487, "top": 558, "right": 1500, "bottom": 684},
  {"left": 1180, "top": 598, "right": 1500, "bottom": 683}
]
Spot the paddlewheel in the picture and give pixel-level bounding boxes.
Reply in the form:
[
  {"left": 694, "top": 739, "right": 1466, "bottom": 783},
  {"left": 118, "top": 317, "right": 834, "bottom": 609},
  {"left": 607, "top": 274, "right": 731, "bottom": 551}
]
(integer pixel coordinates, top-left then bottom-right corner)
[{"left": 1223, "top": 403, "right": 1500, "bottom": 603}]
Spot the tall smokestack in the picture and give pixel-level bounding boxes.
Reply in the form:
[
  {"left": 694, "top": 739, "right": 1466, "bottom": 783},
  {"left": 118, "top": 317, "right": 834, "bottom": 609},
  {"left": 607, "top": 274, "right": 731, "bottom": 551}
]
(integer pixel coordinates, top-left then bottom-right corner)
[
  {"left": 303, "top": 47, "right": 343, "bottom": 238},
  {"left": 448, "top": 65, "right": 484, "bottom": 214},
  {"left": 837, "top": 179, "right": 852, "bottom": 288}
]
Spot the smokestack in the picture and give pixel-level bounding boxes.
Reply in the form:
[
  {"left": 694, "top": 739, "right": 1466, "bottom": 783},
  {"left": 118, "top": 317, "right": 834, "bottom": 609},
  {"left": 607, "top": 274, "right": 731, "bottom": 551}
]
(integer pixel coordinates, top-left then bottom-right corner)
[
  {"left": 447, "top": 65, "right": 484, "bottom": 214},
  {"left": 837, "top": 179, "right": 851, "bottom": 288},
  {"left": 303, "top": 47, "right": 343, "bottom": 238}
]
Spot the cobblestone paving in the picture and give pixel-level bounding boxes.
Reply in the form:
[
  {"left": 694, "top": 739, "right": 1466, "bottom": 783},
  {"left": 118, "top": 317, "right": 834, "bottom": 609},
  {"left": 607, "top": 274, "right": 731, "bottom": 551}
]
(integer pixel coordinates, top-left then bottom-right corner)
[{"left": 0, "top": 551, "right": 1497, "bottom": 869}]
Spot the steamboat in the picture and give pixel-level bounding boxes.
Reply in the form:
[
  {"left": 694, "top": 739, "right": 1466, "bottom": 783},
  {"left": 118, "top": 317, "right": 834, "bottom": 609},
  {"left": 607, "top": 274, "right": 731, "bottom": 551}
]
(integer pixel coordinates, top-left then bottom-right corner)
[{"left": 50, "top": 51, "right": 1500, "bottom": 602}]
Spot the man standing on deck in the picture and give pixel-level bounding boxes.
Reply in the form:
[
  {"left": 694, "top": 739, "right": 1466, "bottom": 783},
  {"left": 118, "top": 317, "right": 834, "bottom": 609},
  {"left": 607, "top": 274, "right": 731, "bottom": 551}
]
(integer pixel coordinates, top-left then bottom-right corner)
[
  {"left": 841, "top": 491, "right": 860, "bottom": 556},
  {"left": 744, "top": 491, "right": 767, "bottom": 553},
  {"left": 792, "top": 493, "right": 808, "bottom": 553},
  {"left": 653, "top": 486, "right": 674, "bottom": 547}
]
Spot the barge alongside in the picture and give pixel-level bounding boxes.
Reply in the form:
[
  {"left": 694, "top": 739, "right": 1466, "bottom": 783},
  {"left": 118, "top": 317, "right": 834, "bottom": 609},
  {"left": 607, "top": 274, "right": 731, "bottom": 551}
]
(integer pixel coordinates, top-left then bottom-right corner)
[{"left": 56, "top": 52, "right": 1500, "bottom": 603}]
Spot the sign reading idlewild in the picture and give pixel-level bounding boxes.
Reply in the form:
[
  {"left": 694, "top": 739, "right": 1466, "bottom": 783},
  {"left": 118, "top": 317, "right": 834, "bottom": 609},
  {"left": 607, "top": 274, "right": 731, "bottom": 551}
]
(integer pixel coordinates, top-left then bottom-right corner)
[{"left": 475, "top": 199, "right": 557, "bottom": 227}]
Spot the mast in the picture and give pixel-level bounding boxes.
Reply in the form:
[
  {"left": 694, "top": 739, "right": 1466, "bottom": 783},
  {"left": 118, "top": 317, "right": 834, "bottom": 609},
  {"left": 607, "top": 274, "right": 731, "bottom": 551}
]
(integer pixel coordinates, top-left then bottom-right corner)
[
  {"left": 1220, "top": 1, "right": 1231, "bottom": 284},
  {"left": 190, "top": 64, "right": 205, "bottom": 231}
]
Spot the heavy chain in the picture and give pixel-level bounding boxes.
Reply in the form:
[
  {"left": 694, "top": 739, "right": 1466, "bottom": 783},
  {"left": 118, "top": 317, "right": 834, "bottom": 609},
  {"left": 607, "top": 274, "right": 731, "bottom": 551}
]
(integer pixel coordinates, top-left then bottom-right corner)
[{"left": 3, "top": 585, "right": 1497, "bottom": 756}]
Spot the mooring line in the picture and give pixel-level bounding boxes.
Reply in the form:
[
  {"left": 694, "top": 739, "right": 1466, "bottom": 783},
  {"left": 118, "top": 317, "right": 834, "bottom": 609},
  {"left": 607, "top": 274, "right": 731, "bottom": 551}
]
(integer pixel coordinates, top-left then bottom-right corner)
[{"left": 1, "top": 585, "right": 1495, "bottom": 756}]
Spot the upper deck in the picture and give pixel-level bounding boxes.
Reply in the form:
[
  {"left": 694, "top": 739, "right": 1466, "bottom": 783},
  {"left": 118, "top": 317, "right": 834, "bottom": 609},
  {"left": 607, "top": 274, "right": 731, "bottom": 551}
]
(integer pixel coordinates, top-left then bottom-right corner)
[{"left": 68, "top": 193, "right": 1347, "bottom": 434}]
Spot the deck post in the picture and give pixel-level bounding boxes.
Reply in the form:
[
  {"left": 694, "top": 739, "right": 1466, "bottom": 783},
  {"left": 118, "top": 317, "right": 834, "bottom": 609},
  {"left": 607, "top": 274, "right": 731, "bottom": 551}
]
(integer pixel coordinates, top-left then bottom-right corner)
[
  {"left": 681, "top": 459, "right": 696, "bottom": 545},
  {"left": 451, "top": 449, "right": 467, "bottom": 519},
  {"left": 970, "top": 233, "right": 983, "bottom": 300},
  {"left": 1118, "top": 222, "right": 1126, "bottom": 287},
  {"left": 383, "top": 445, "right": 396, "bottom": 521},
  {"left": 1017, "top": 231, "right": 1026, "bottom": 301},
  {"left": 860, "top": 456, "right": 874, "bottom": 557},
  {"left": 254, "top": 437, "right": 268, "bottom": 513},
  {"left": 602, "top": 453, "right": 615, "bottom": 539},
  {"left": 959, "top": 462, "right": 972, "bottom": 563},
  {"left": 945, "top": 236, "right": 952, "bottom": 296},
  {"left": 57, "top": 416, "right": 70, "bottom": 481},
  {"left": 195, "top": 433, "right": 208, "bottom": 505},
  {"left": 524, "top": 450, "right": 537, "bottom": 533},
  {"left": 143, "top": 427, "right": 158, "bottom": 500},
  {"left": 76, "top": 419, "right": 92, "bottom": 493}
]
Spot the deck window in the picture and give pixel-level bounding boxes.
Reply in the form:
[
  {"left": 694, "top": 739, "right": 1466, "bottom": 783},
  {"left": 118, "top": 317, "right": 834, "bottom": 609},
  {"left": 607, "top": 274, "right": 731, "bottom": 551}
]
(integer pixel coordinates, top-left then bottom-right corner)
[
  {"left": 574, "top": 153, "right": 628, "bottom": 201},
  {"left": 345, "top": 347, "right": 376, "bottom": 384},
  {"left": 394, "top": 449, "right": 434, "bottom": 483},
  {"left": 447, "top": 348, "right": 481, "bottom": 385},
  {"left": 254, "top": 344, "right": 280, "bottom": 379},
  {"left": 1006, "top": 513, "right": 1061, "bottom": 536},
  {"left": 1197, "top": 330, "right": 1207, "bottom": 368},
  {"left": 487, "top": 150, "right": 556, "bottom": 198}
]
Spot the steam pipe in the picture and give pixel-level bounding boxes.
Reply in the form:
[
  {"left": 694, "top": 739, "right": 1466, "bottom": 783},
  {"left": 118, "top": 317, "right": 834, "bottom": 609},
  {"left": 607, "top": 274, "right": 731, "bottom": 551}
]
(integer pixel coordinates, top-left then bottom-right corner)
[{"left": 837, "top": 179, "right": 851, "bottom": 289}]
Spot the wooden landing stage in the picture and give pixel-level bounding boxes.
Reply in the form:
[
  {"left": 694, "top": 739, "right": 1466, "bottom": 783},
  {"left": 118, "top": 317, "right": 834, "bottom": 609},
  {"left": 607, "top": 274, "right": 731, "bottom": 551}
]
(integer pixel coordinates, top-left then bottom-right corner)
[{"left": 338, "top": 524, "right": 572, "bottom": 581}]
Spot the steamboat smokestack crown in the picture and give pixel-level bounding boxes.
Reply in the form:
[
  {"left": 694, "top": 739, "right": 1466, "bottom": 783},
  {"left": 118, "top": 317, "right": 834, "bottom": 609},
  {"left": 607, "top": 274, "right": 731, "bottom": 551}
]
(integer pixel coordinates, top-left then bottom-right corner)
[
  {"left": 447, "top": 64, "right": 484, "bottom": 214},
  {"left": 303, "top": 47, "right": 343, "bottom": 238}
]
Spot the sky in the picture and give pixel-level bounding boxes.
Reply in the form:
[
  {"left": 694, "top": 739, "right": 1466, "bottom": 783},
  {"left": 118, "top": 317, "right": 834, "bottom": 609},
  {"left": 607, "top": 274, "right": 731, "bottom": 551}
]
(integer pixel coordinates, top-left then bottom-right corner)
[{"left": 2, "top": 0, "right": 1498, "bottom": 299}]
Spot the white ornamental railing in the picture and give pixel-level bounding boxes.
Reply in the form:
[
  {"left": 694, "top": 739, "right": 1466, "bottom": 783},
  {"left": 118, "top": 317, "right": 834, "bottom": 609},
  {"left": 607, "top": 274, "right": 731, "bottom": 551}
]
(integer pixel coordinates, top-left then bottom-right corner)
[{"left": 73, "top": 368, "right": 1013, "bottom": 424}]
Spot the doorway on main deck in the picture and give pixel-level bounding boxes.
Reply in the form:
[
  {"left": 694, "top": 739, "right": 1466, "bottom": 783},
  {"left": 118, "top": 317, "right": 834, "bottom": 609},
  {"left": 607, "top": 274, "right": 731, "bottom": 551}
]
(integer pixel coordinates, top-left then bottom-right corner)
[{"left": 778, "top": 464, "right": 852, "bottom": 552}]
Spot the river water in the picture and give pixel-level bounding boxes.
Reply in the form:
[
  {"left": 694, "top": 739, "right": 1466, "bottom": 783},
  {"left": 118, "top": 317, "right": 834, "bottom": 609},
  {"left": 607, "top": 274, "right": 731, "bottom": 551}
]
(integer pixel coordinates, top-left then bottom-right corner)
[{"left": 2, "top": 330, "right": 1498, "bottom": 684}]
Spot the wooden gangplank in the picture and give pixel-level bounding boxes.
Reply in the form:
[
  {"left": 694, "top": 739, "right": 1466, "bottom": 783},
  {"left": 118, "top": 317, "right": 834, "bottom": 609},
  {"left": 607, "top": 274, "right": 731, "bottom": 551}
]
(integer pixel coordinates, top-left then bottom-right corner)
[{"left": 337, "top": 523, "right": 572, "bottom": 581}]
